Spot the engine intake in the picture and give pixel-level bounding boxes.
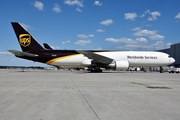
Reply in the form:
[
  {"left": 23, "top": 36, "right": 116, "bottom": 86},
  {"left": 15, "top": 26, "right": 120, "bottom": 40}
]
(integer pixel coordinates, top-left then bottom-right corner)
[{"left": 108, "top": 61, "right": 129, "bottom": 71}]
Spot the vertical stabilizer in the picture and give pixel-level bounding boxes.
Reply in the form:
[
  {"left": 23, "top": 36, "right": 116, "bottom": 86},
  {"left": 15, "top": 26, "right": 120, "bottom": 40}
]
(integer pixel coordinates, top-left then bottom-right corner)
[{"left": 11, "top": 22, "right": 44, "bottom": 52}]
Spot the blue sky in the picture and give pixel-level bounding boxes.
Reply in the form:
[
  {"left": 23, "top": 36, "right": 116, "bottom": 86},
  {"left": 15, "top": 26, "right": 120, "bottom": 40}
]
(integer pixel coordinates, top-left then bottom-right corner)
[{"left": 0, "top": 0, "right": 180, "bottom": 66}]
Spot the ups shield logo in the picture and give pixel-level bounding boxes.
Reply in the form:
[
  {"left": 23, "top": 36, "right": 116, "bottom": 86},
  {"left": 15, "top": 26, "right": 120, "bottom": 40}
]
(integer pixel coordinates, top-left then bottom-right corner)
[{"left": 19, "top": 34, "right": 31, "bottom": 47}]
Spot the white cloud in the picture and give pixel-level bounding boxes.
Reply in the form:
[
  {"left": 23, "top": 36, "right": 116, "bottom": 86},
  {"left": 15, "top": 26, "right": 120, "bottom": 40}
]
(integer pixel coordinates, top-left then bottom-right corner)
[
  {"left": 0, "top": 56, "right": 9, "bottom": 62},
  {"left": 133, "top": 29, "right": 165, "bottom": 40},
  {"left": 62, "top": 40, "right": 71, "bottom": 44},
  {"left": 34, "top": 1, "right": 44, "bottom": 11},
  {"left": 20, "top": 23, "right": 32, "bottom": 30},
  {"left": 66, "top": 40, "right": 71, "bottom": 43},
  {"left": 125, "top": 44, "right": 148, "bottom": 49},
  {"left": 149, "top": 34, "right": 165, "bottom": 40},
  {"left": 105, "top": 38, "right": 116, "bottom": 42},
  {"left": 77, "top": 34, "right": 94, "bottom": 38},
  {"left": 74, "top": 40, "right": 91, "bottom": 46},
  {"left": 105, "top": 38, "right": 136, "bottom": 44},
  {"left": 104, "top": 28, "right": 166, "bottom": 50},
  {"left": 132, "top": 27, "right": 141, "bottom": 31},
  {"left": 148, "top": 11, "right": 161, "bottom": 21},
  {"left": 105, "top": 37, "right": 150, "bottom": 50},
  {"left": 175, "top": 12, "right": 180, "bottom": 19},
  {"left": 140, "top": 10, "right": 161, "bottom": 21},
  {"left": 77, "top": 34, "right": 88, "bottom": 38},
  {"left": 64, "top": 0, "right": 83, "bottom": 12},
  {"left": 52, "top": 4, "right": 61, "bottom": 13},
  {"left": 76, "top": 8, "right": 82, "bottom": 12},
  {"left": 110, "top": 38, "right": 171, "bottom": 51},
  {"left": 50, "top": 46, "right": 60, "bottom": 49},
  {"left": 133, "top": 29, "right": 157, "bottom": 37},
  {"left": 124, "top": 13, "right": 138, "bottom": 20},
  {"left": 153, "top": 41, "right": 171, "bottom": 50},
  {"left": 64, "top": 0, "right": 83, "bottom": 7},
  {"left": 100, "top": 19, "right": 113, "bottom": 26},
  {"left": 96, "top": 29, "right": 106, "bottom": 32},
  {"left": 96, "top": 47, "right": 103, "bottom": 50},
  {"left": 140, "top": 10, "right": 150, "bottom": 18},
  {"left": 115, "top": 43, "right": 158, "bottom": 51},
  {"left": 94, "top": 1, "right": 102, "bottom": 6},
  {"left": 88, "top": 34, "right": 94, "bottom": 37},
  {"left": 0, "top": 52, "right": 11, "bottom": 55},
  {"left": 136, "top": 37, "right": 147, "bottom": 42}
]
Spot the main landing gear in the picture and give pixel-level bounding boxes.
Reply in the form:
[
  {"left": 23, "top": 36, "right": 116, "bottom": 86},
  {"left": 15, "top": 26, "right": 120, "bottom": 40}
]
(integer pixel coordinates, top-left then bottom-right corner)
[{"left": 87, "top": 67, "right": 103, "bottom": 73}]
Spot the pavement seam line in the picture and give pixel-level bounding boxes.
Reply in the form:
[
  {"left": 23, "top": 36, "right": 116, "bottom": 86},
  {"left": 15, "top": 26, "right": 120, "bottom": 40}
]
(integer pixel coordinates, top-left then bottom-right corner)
[{"left": 69, "top": 75, "right": 100, "bottom": 120}]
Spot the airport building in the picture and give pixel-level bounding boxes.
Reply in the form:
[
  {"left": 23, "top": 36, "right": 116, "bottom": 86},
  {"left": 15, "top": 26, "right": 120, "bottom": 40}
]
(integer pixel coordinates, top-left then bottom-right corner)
[{"left": 158, "top": 43, "right": 180, "bottom": 67}]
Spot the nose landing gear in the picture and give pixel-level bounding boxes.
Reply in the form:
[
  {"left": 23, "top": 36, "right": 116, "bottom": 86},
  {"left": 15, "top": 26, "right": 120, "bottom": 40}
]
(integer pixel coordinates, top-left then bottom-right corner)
[{"left": 160, "top": 66, "right": 164, "bottom": 73}]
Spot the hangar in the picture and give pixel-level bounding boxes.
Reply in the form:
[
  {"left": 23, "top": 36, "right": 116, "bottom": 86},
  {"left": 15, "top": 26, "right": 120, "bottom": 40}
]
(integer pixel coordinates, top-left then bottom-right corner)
[{"left": 158, "top": 43, "right": 180, "bottom": 67}]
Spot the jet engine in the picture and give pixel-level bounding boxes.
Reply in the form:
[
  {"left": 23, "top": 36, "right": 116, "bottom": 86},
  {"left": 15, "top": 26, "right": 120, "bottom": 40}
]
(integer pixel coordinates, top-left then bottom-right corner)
[{"left": 108, "top": 61, "right": 129, "bottom": 71}]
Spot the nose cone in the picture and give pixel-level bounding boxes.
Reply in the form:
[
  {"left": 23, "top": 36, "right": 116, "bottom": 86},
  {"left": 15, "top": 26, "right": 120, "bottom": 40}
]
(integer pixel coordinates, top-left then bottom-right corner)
[{"left": 170, "top": 58, "right": 175, "bottom": 64}]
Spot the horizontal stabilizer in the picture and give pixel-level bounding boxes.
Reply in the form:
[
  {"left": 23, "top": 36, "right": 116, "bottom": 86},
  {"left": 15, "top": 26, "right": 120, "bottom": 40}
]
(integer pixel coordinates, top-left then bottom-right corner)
[{"left": 8, "top": 49, "right": 38, "bottom": 57}]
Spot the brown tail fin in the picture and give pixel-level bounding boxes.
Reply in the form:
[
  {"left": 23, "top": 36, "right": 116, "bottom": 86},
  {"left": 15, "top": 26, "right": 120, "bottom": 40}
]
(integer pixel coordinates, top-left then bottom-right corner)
[{"left": 11, "top": 22, "right": 44, "bottom": 52}]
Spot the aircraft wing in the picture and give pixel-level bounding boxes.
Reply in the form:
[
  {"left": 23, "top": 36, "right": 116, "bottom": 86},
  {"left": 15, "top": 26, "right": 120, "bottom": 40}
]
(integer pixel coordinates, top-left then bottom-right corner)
[
  {"left": 76, "top": 50, "right": 113, "bottom": 65},
  {"left": 8, "top": 49, "right": 38, "bottom": 57}
]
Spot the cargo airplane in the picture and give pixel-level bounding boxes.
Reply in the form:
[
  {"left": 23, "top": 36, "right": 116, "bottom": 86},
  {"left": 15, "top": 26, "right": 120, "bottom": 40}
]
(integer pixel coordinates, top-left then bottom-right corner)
[{"left": 9, "top": 22, "right": 175, "bottom": 72}]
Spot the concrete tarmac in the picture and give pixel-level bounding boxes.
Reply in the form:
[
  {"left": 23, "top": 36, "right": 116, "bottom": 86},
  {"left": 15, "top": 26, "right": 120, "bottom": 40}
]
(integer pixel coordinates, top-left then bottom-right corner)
[{"left": 0, "top": 69, "right": 180, "bottom": 120}]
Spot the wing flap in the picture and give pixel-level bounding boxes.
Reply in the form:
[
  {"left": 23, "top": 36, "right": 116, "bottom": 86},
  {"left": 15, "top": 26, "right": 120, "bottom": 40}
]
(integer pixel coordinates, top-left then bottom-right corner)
[{"left": 76, "top": 50, "right": 113, "bottom": 65}]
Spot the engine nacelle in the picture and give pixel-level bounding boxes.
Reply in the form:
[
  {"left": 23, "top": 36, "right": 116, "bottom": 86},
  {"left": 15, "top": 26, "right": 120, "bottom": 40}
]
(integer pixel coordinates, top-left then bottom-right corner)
[
  {"left": 108, "top": 61, "right": 129, "bottom": 71},
  {"left": 81, "top": 59, "right": 92, "bottom": 66}
]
